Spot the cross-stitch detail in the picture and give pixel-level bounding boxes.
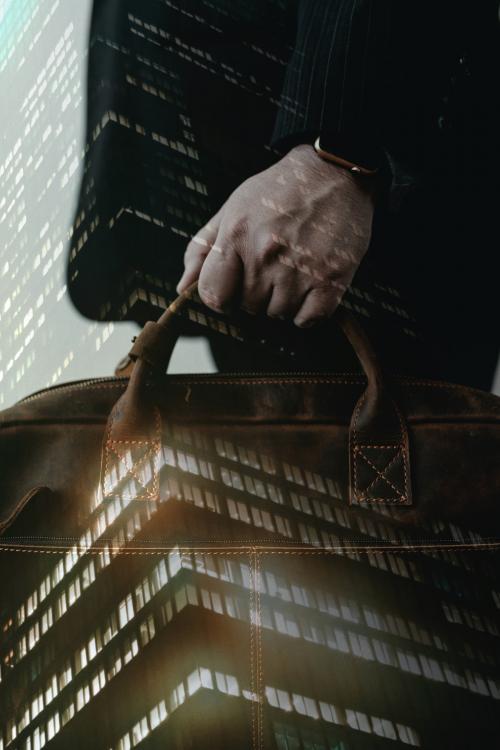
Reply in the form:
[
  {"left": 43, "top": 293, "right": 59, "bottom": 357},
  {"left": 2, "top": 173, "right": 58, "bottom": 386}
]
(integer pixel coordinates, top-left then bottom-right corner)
[
  {"left": 353, "top": 444, "right": 410, "bottom": 504},
  {"left": 105, "top": 439, "right": 161, "bottom": 500},
  {"left": 102, "top": 407, "right": 162, "bottom": 501}
]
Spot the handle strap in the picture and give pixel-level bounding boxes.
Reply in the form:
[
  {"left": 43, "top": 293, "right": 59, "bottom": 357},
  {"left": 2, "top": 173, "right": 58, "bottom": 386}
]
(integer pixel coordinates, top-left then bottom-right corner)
[
  {"left": 129, "top": 282, "right": 383, "bottom": 385},
  {"left": 102, "top": 283, "right": 412, "bottom": 506}
]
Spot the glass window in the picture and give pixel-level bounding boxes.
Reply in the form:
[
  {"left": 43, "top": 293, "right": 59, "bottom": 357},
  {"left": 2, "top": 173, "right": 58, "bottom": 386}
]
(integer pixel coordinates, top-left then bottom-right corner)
[
  {"left": 139, "top": 615, "right": 156, "bottom": 646},
  {"left": 304, "top": 697, "right": 319, "bottom": 719},
  {"left": 75, "top": 646, "right": 87, "bottom": 674},
  {"left": 397, "top": 723, "right": 421, "bottom": 746},
  {"left": 372, "top": 717, "right": 396, "bottom": 740},
  {"left": 292, "top": 693, "right": 306, "bottom": 715},
  {"left": 373, "top": 639, "right": 397, "bottom": 667},
  {"left": 348, "top": 632, "right": 374, "bottom": 660},
  {"left": 340, "top": 597, "right": 360, "bottom": 623},
  {"left": 210, "top": 591, "right": 223, "bottom": 614},
  {"left": 188, "top": 669, "right": 202, "bottom": 696},
  {"left": 168, "top": 549, "right": 182, "bottom": 577},
  {"left": 123, "top": 637, "right": 139, "bottom": 664},
  {"left": 419, "top": 655, "right": 444, "bottom": 682},
  {"left": 81, "top": 561, "right": 96, "bottom": 589},
  {"left": 398, "top": 649, "right": 421, "bottom": 675},
  {"left": 118, "top": 594, "right": 134, "bottom": 628},
  {"left": 76, "top": 683, "right": 90, "bottom": 711}
]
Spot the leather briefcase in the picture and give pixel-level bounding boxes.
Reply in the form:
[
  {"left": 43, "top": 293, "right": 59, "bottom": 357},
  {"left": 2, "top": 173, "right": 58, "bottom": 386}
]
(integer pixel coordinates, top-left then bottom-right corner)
[{"left": 1, "top": 286, "right": 499, "bottom": 750}]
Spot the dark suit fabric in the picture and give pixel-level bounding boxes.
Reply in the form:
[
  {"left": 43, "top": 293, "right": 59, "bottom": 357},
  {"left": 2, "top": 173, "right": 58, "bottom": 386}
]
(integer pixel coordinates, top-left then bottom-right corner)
[
  {"left": 273, "top": 2, "right": 500, "bottom": 188},
  {"left": 70, "top": 0, "right": 500, "bottom": 390}
]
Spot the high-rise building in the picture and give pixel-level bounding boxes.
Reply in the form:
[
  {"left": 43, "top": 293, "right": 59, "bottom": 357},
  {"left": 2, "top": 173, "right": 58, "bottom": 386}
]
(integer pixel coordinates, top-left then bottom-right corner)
[
  {"left": 1, "top": 409, "right": 499, "bottom": 749},
  {"left": 0, "top": 0, "right": 137, "bottom": 408}
]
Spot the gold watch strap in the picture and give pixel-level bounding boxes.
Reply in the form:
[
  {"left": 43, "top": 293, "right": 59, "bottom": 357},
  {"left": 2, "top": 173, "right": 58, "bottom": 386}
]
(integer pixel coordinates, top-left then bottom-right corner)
[{"left": 313, "top": 137, "right": 378, "bottom": 176}]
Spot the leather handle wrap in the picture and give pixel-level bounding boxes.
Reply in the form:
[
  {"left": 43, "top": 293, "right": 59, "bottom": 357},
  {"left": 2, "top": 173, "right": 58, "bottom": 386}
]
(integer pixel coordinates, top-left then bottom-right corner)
[{"left": 103, "top": 282, "right": 412, "bottom": 506}]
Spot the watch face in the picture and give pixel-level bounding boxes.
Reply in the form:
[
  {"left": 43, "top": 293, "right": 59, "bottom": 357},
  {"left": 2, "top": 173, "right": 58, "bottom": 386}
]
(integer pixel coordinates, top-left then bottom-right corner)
[{"left": 318, "top": 134, "right": 382, "bottom": 173}]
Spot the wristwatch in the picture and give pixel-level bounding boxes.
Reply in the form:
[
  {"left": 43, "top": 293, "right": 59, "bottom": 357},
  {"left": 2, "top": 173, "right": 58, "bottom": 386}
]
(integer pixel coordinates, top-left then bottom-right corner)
[{"left": 313, "top": 135, "right": 382, "bottom": 177}]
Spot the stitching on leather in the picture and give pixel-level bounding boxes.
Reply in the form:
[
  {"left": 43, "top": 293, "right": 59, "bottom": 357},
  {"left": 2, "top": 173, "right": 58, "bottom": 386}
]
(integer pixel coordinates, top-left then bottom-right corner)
[
  {"left": 107, "top": 441, "right": 159, "bottom": 500},
  {"left": 0, "top": 487, "right": 48, "bottom": 536},
  {"left": 26, "top": 377, "right": 496, "bottom": 391},
  {"left": 249, "top": 552, "right": 256, "bottom": 750},
  {"left": 356, "top": 446, "right": 405, "bottom": 499},
  {"left": 354, "top": 447, "right": 404, "bottom": 503},
  {"left": 16, "top": 375, "right": 500, "bottom": 403},
  {"left": 1, "top": 545, "right": 498, "bottom": 555},
  {"left": 248, "top": 550, "right": 264, "bottom": 750},
  {"left": 107, "top": 440, "right": 156, "bottom": 444},
  {"left": 351, "top": 392, "right": 405, "bottom": 503},
  {"left": 352, "top": 498, "right": 409, "bottom": 505},
  {"left": 394, "top": 399, "right": 411, "bottom": 504},
  {"left": 355, "top": 444, "right": 400, "bottom": 449},
  {"left": 350, "top": 390, "right": 365, "bottom": 505},
  {"left": 102, "top": 407, "right": 114, "bottom": 499},
  {"left": 257, "top": 552, "right": 263, "bottom": 750},
  {"left": 103, "top": 408, "right": 161, "bottom": 500},
  {"left": 7, "top": 534, "right": 499, "bottom": 545},
  {"left": 351, "top": 388, "right": 411, "bottom": 505}
]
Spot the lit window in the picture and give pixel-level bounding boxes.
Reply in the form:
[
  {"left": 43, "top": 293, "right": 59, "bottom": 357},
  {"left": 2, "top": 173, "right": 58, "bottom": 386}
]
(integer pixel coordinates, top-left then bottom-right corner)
[
  {"left": 372, "top": 716, "right": 397, "bottom": 740},
  {"left": 118, "top": 594, "right": 134, "bottom": 629},
  {"left": 123, "top": 637, "right": 139, "bottom": 664},
  {"left": 319, "top": 701, "right": 344, "bottom": 724},
  {"left": 397, "top": 723, "right": 421, "bottom": 746},
  {"left": 419, "top": 655, "right": 445, "bottom": 682},
  {"left": 47, "top": 711, "right": 60, "bottom": 740},
  {"left": 346, "top": 709, "right": 371, "bottom": 732},
  {"left": 76, "top": 683, "right": 90, "bottom": 711}
]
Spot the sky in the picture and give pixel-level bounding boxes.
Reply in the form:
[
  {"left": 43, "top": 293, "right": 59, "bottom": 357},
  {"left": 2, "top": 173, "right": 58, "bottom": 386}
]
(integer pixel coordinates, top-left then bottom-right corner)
[{"left": 0, "top": 0, "right": 213, "bottom": 408}]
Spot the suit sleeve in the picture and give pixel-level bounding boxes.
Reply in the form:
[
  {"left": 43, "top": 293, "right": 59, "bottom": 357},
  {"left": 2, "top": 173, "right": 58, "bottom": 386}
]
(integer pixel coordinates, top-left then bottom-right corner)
[{"left": 271, "top": 0, "right": 475, "bottom": 192}]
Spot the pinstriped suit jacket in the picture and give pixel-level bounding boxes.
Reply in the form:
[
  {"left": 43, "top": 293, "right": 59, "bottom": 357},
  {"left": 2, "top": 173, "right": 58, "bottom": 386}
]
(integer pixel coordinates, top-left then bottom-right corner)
[
  {"left": 272, "top": 0, "right": 500, "bottom": 195},
  {"left": 69, "top": 0, "right": 500, "bottom": 388}
]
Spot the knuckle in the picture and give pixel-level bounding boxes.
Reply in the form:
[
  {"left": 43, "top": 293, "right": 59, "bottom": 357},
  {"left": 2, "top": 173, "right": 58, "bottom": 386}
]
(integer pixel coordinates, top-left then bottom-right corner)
[
  {"left": 257, "top": 232, "right": 282, "bottom": 260},
  {"left": 209, "top": 233, "right": 238, "bottom": 259},
  {"left": 225, "top": 217, "right": 249, "bottom": 242},
  {"left": 198, "top": 284, "right": 224, "bottom": 312},
  {"left": 261, "top": 229, "right": 282, "bottom": 247}
]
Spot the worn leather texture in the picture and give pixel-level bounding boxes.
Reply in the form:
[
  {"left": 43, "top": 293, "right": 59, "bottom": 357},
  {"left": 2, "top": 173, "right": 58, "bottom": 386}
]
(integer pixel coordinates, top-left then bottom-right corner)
[
  {"left": 1, "top": 295, "right": 500, "bottom": 749},
  {"left": 1, "top": 371, "right": 499, "bottom": 535}
]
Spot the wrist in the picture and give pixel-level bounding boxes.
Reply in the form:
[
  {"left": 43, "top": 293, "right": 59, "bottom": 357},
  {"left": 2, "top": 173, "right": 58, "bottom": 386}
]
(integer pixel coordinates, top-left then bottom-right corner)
[
  {"left": 286, "top": 143, "right": 381, "bottom": 202},
  {"left": 313, "top": 136, "right": 379, "bottom": 177},
  {"left": 315, "top": 133, "right": 391, "bottom": 202}
]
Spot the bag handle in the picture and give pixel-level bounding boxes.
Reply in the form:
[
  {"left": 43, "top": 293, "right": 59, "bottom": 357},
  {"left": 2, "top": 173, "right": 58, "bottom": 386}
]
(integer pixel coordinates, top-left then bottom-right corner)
[
  {"left": 101, "top": 282, "right": 412, "bottom": 506},
  {"left": 130, "top": 282, "right": 383, "bottom": 384}
]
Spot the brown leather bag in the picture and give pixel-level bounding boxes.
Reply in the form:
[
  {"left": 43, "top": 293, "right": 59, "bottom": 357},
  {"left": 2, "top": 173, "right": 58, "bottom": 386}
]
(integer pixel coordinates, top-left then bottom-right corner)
[{"left": 1, "top": 286, "right": 499, "bottom": 750}]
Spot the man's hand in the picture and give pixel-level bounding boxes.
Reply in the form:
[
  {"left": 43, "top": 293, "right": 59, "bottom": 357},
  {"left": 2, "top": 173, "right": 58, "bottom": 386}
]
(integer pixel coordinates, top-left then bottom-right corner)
[{"left": 177, "top": 144, "right": 376, "bottom": 327}]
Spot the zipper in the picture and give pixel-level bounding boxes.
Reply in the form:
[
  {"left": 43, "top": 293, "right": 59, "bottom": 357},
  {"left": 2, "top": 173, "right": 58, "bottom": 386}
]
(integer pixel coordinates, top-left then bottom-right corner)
[
  {"left": 18, "top": 376, "right": 129, "bottom": 404},
  {"left": 1, "top": 534, "right": 498, "bottom": 546},
  {"left": 17, "top": 372, "right": 365, "bottom": 405},
  {"left": 0, "top": 537, "right": 499, "bottom": 552}
]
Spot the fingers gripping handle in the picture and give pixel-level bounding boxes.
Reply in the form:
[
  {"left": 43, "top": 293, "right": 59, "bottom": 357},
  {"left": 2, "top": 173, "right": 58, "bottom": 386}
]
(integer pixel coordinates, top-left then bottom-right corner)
[
  {"left": 130, "top": 282, "right": 383, "bottom": 381},
  {"left": 102, "top": 282, "right": 412, "bottom": 506}
]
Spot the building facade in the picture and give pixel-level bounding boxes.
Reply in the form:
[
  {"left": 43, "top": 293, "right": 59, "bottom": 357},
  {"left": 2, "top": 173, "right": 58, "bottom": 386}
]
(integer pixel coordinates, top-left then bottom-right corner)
[
  {"left": 0, "top": 0, "right": 137, "bottom": 408},
  {"left": 1, "top": 417, "right": 499, "bottom": 749}
]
